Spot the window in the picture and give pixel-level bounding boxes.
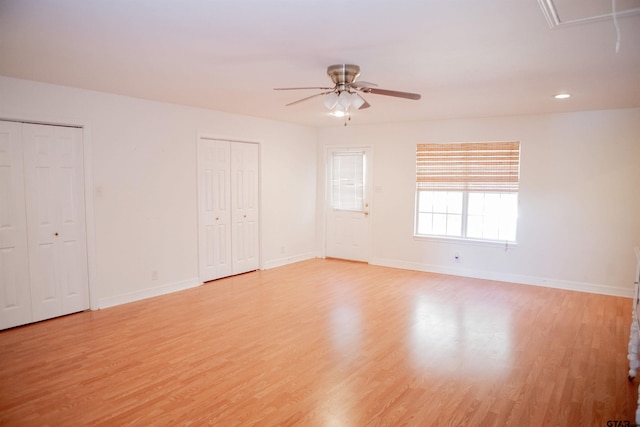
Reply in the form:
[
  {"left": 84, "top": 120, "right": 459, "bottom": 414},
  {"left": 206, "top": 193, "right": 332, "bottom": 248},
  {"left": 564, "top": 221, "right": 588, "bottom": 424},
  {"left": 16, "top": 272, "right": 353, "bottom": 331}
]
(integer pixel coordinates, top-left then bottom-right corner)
[
  {"left": 330, "top": 151, "right": 365, "bottom": 211},
  {"left": 415, "top": 142, "right": 520, "bottom": 242}
]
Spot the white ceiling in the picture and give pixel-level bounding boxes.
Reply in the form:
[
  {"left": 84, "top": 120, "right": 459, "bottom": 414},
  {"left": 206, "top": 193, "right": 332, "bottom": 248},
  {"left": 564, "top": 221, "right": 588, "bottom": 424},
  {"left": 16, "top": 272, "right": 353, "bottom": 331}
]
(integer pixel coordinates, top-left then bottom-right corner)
[{"left": 0, "top": 0, "right": 639, "bottom": 127}]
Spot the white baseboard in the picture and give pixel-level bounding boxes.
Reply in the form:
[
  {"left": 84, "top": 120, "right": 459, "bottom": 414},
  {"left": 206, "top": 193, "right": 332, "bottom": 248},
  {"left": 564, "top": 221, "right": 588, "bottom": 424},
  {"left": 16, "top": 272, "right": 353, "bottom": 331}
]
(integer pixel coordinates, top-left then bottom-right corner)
[
  {"left": 370, "top": 257, "right": 633, "bottom": 298},
  {"left": 98, "top": 277, "right": 201, "bottom": 309},
  {"left": 262, "top": 252, "right": 317, "bottom": 270}
]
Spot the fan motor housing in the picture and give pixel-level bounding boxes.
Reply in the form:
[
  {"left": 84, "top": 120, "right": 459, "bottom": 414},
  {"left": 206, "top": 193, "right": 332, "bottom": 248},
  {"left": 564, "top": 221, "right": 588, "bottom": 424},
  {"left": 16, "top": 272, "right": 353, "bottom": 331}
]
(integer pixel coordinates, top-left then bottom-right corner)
[{"left": 327, "top": 64, "right": 360, "bottom": 91}]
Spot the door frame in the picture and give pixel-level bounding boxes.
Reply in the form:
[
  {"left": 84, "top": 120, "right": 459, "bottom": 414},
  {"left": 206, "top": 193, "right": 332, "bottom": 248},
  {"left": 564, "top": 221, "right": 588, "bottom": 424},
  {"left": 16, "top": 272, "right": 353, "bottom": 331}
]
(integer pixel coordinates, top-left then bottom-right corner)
[
  {"left": 0, "top": 114, "right": 98, "bottom": 310},
  {"left": 196, "top": 133, "right": 262, "bottom": 283},
  {"left": 321, "top": 144, "right": 373, "bottom": 262}
]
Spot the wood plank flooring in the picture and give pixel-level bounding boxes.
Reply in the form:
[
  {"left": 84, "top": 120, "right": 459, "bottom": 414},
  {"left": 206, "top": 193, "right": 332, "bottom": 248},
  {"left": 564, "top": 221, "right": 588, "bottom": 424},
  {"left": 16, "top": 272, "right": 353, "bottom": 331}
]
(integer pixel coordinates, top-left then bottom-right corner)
[{"left": 0, "top": 259, "right": 637, "bottom": 426}]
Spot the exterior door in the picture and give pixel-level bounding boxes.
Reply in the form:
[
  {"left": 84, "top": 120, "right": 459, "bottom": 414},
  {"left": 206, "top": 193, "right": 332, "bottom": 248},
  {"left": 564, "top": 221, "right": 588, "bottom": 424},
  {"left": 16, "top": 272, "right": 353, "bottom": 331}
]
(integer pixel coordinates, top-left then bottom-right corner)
[
  {"left": 325, "top": 146, "right": 372, "bottom": 262},
  {"left": 23, "top": 123, "right": 89, "bottom": 322},
  {"left": 231, "top": 142, "right": 259, "bottom": 275},
  {"left": 198, "top": 139, "right": 232, "bottom": 282},
  {"left": 0, "top": 121, "right": 32, "bottom": 329}
]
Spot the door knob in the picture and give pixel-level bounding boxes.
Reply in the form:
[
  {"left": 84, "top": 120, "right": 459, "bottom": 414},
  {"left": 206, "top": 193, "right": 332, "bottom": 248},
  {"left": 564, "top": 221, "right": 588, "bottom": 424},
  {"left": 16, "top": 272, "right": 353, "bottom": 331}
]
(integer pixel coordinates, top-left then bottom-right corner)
[
  {"left": 54, "top": 232, "right": 59, "bottom": 236},
  {"left": 364, "top": 211, "right": 369, "bottom": 217},
  {"left": 215, "top": 217, "right": 219, "bottom": 220}
]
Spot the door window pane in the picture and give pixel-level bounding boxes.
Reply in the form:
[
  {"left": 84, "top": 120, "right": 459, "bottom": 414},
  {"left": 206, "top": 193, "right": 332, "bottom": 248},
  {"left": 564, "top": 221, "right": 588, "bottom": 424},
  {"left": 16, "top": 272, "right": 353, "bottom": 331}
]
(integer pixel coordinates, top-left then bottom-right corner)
[{"left": 331, "top": 152, "right": 364, "bottom": 211}]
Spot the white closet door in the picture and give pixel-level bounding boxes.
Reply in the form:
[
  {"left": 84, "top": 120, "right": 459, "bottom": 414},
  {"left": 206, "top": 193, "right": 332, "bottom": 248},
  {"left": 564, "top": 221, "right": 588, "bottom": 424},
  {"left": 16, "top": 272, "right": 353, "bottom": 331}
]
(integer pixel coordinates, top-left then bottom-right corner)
[
  {"left": 231, "top": 142, "right": 259, "bottom": 275},
  {"left": 23, "top": 123, "right": 89, "bottom": 322},
  {"left": 0, "top": 121, "right": 32, "bottom": 329},
  {"left": 198, "top": 139, "right": 232, "bottom": 282}
]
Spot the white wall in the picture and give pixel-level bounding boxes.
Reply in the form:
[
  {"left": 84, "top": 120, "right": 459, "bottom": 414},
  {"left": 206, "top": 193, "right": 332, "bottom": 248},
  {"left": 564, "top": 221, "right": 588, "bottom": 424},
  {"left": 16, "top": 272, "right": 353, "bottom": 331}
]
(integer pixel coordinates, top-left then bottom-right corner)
[
  {"left": 317, "top": 109, "right": 640, "bottom": 296},
  {"left": 3, "top": 74, "right": 637, "bottom": 306},
  {"left": 0, "top": 76, "right": 318, "bottom": 308}
]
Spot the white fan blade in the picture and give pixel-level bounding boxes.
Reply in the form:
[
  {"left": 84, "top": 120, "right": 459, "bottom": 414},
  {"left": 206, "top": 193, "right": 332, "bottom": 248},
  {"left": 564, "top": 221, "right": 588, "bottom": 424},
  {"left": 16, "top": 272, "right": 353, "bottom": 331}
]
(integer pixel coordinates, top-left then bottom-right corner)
[
  {"left": 360, "top": 87, "right": 421, "bottom": 100},
  {"left": 285, "top": 91, "right": 335, "bottom": 106},
  {"left": 350, "top": 81, "right": 378, "bottom": 89},
  {"left": 357, "top": 94, "right": 371, "bottom": 109},
  {"left": 274, "top": 86, "right": 333, "bottom": 91}
]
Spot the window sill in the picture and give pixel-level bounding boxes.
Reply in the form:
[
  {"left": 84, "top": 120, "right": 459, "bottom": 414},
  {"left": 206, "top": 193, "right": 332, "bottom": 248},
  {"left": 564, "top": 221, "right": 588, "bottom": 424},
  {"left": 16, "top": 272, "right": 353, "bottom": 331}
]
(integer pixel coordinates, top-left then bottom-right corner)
[{"left": 413, "top": 234, "right": 518, "bottom": 249}]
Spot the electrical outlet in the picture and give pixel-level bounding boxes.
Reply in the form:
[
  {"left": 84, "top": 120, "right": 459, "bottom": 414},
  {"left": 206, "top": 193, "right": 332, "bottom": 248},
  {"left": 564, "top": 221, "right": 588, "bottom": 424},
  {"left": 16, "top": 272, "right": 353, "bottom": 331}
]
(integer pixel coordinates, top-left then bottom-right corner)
[{"left": 151, "top": 270, "right": 158, "bottom": 281}]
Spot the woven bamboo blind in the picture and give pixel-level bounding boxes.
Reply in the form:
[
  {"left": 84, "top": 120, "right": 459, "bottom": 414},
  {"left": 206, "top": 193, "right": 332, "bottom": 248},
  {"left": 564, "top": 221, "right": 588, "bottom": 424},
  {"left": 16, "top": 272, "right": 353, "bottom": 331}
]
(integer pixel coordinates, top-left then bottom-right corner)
[{"left": 416, "top": 142, "right": 520, "bottom": 192}]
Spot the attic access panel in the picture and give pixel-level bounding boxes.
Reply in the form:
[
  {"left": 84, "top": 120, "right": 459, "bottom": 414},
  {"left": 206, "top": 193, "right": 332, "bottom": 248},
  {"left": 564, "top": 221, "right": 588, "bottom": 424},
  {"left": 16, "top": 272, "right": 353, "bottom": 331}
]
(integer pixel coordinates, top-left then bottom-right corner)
[{"left": 538, "top": 0, "right": 640, "bottom": 27}]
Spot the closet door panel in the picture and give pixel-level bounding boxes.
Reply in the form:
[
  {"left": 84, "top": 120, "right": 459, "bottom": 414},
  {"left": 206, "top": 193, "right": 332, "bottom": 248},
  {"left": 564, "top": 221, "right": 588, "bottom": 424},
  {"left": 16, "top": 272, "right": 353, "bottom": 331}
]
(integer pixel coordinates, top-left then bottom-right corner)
[
  {"left": 55, "top": 129, "right": 89, "bottom": 314},
  {"left": 0, "top": 120, "right": 32, "bottom": 329},
  {"left": 198, "top": 139, "right": 232, "bottom": 281},
  {"left": 23, "top": 124, "right": 89, "bottom": 322},
  {"left": 212, "top": 142, "right": 232, "bottom": 278},
  {"left": 231, "top": 142, "right": 259, "bottom": 275}
]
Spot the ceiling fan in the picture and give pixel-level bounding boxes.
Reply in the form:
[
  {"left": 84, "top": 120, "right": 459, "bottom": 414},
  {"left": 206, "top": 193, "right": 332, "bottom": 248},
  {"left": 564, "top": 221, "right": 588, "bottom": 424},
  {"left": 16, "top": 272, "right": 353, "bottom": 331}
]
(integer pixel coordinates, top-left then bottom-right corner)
[{"left": 274, "top": 64, "right": 421, "bottom": 116}]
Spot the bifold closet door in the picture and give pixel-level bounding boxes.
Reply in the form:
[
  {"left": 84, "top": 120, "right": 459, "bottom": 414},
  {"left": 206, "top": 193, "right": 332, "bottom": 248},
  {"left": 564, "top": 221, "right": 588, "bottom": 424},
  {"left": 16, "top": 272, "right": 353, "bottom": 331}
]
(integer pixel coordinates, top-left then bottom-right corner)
[
  {"left": 22, "top": 123, "right": 89, "bottom": 323},
  {"left": 231, "top": 142, "right": 259, "bottom": 275},
  {"left": 198, "top": 139, "right": 232, "bottom": 282},
  {"left": 0, "top": 121, "right": 89, "bottom": 329},
  {"left": 0, "top": 121, "right": 32, "bottom": 329},
  {"left": 198, "top": 139, "right": 259, "bottom": 282}
]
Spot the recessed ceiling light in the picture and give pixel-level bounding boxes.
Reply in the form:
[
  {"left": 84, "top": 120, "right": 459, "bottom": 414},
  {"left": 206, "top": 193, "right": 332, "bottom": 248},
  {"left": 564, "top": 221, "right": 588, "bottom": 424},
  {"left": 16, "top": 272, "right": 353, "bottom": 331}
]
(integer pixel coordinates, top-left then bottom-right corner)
[
  {"left": 330, "top": 110, "right": 347, "bottom": 118},
  {"left": 554, "top": 93, "right": 571, "bottom": 99}
]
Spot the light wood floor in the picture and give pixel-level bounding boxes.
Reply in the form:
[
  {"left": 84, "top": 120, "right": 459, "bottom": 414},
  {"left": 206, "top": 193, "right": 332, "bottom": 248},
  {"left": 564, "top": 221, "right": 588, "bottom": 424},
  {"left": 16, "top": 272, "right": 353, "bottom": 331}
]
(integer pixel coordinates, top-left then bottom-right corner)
[{"left": 0, "top": 259, "right": 637, "bottom": 426}]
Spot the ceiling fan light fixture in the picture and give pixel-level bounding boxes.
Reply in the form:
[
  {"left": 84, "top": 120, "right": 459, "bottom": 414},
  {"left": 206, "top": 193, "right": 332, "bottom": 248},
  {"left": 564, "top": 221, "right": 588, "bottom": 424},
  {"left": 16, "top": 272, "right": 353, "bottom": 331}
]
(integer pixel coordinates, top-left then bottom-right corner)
[
  {"left": 338, "top": 92, "right": 352, "bottom": 108},
  {"left": 324, "top": 92, "right": 363, "bottom": 116},
  {"left": 333, "top": 102, "right": 347, "bottom": 113},
  {"left": 351, "top": 94, "right": 365, "bottom": 109},
  {"left": 323, "top": 92, "right": 339, "bottom": 109},
  {"left": 276, "top": 64, "right": 421, "bottom": 119}
]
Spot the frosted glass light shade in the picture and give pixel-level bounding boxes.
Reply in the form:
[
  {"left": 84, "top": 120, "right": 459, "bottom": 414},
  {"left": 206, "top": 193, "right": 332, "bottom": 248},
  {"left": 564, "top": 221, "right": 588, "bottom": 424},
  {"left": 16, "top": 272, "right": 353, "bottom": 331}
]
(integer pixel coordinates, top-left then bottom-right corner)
[
  {"left": 338, "top": 92, "right": 351, "bottom": 109},
  {"left": 324, "top": 92, "right": 339, "bottom": 109},
  {"left": 326, "top": 91, "right": 363, "bottom": 117},
  {"left": 351, "top": 94, "right": 365, "bottom": 109}
]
